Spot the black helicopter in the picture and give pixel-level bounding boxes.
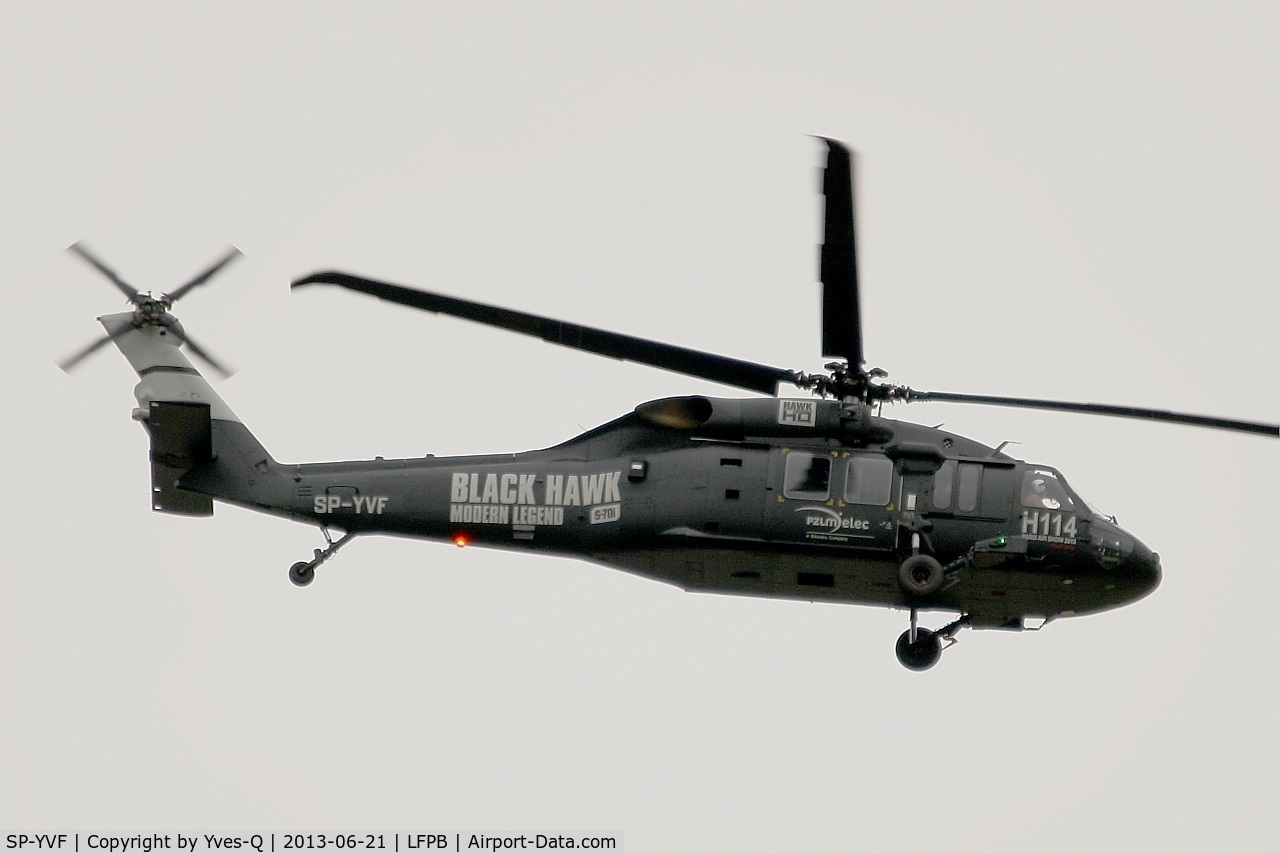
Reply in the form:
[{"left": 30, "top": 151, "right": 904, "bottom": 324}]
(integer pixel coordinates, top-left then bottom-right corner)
[{"left": 63, "top": 140, "right": 1277, "bottom": 670}]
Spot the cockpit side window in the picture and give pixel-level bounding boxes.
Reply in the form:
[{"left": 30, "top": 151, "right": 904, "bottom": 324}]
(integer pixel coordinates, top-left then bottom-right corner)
[
  {"left": 1021, "top": 469, "right": 1074, "bottom": 510},
  {"left": 783, "top": 452, "right": 831, "bottom": 500}
]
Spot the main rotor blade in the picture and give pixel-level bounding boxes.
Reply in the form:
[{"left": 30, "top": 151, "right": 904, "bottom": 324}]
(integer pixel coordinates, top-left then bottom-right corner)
[
  {"left": 903, "top": 389, "right": 1279, "bottom": 438},
  {"left": 293, "top": 272, "right": 799, "bottom": 395},
  {"left": 166, "top": 246, "right": 243, "bottom": 302},
  {"left": 818, "top": 138, "right": 864, "bottom": 371},
  {"left": 67, "top": 242, "right": 139, "bottom": 302}
]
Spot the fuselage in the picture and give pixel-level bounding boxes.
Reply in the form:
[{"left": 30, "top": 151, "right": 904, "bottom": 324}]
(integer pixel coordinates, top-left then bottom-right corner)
[{"left": 189, "top": 396, "right": 1161, "bottom": 628}]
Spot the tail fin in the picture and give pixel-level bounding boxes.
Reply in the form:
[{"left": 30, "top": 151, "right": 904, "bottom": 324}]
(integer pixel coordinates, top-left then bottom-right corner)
[{"left": 103, "top": 312, "right": 283, "bottom": 516}]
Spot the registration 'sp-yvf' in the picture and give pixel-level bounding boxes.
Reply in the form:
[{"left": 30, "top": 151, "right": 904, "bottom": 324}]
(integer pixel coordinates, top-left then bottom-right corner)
[{"left": 61, "top": 140, "right": 1278, "bottom": 670}]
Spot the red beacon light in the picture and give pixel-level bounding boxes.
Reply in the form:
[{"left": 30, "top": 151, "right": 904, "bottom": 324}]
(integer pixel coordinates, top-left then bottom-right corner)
[{"left": 453, "top": 534, "right": 469, "bottom": 548}]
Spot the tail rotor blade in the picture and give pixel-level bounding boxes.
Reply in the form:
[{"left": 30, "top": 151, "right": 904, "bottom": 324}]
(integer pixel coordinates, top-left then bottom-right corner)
[
  {"left": 67, "top": 242, "right": 140, "bottom": 302},
  {"left": 58, "top": 331, "right": 120, "bottom": 372},
  {"left": 166, "top": 246, "right": 243, "bottom": 303},
  {"left": 158, "top": 316, "right": 234, "bottom": 378},
  {"left": 174, "top": 330, "right": 234, "bottom": 378},
  {"left": 58, "top": 319, "right": 141, "bottom": 372}
]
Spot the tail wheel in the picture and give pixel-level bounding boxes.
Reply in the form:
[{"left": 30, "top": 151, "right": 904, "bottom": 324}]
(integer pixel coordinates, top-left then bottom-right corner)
[
  {"left": 289, "top": 561, "right": 315, "bottom": 587},
  {"left": 895, "top": 627, "right": 942, "bottom": 671},
  {"left": 898, "top": 554, "right": 944, "bottom": 596}
]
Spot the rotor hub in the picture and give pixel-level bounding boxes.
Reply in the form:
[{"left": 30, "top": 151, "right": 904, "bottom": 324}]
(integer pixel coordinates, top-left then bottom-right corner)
[{"left": 134, "top": 294, "right": 172, "bottom": 325}]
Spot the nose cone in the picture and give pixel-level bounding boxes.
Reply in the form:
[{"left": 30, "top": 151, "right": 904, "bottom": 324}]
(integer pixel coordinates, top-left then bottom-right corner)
[
  {"left": 1126, "top": 537, "right": 1162, "bottom": 602},
  {"left": 1088, "top": 517, "right": 1161, "bottom": 605}
]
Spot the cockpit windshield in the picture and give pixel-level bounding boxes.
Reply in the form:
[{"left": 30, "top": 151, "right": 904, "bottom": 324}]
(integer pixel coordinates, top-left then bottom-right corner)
[
  {"left": 1083, "top": 498, "right": 1116, "bottom": 523},
  {"left": 1020, "top": 468, "right": 1075, "bottom": 511}
]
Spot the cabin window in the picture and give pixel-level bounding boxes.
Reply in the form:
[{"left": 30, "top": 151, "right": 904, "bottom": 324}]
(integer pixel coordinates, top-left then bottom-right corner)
[
  {"left": 844, "top": 455, "right": 893, "bottom": 505},
  {"left": 1021, "top": 469, "right": 1074, "bottom": 510},
  {"left": 783, "top": 452, "right": 831, "bottom": 500},
  {"left": 957, "top": 463, "right": 982, "bottom": 512},
  {"left": 932, "top": 460, "right": 956, "bottom": 509}
]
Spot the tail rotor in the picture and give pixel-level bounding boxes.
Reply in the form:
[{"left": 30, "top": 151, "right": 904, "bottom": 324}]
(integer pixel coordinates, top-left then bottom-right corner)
[{"left": 59, "top": 242, "right": 240, "bottom": 377}]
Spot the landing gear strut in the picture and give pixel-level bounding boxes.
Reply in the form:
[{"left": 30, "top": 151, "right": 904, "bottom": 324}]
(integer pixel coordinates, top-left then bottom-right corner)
[
  {"left": 895, "top": 610, "right": 971, "bottom": 671},
  {"left": 289, "top": 527, "right": 356, "bottom": 587}
]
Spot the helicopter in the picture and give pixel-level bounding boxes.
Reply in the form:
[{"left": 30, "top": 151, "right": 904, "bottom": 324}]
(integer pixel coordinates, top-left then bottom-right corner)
[{"left": 61, "top": 139, "right": 1277, "bottom": 670}]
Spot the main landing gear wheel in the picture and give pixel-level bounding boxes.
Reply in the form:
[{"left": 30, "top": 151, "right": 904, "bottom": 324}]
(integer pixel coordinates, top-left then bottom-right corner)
[
  {"left": 289, "top": 561, "right": 315, "bottom": 587},
  {"left": 894, "top": 612, "right": 971, "bottom": 671},
  {"left": 895, "top": 627, "right": 942, "bottom": 671},
  {"left": 898, "top": 554, "right": 944, "bottom": 596}
]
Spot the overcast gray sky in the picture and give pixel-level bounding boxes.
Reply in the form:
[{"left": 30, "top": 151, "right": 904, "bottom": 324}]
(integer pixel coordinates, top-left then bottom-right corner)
[{"left": 2, "top": 3, "right": 1277, "bottom": 851}]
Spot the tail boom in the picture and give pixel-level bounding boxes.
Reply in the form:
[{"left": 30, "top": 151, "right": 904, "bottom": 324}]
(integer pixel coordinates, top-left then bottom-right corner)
[{"left": 102, "top": 312, "right": 286, "bottom": 517}]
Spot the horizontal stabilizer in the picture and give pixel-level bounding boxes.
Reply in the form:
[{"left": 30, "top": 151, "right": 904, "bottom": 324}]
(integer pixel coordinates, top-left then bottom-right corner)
[{"left": 147, "top": 400, "right": 213, "bottom": 516}]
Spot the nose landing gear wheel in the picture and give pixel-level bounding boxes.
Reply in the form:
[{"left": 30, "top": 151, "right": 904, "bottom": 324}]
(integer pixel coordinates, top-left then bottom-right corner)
[
  {"left": 289, "top": 561, "right": 315, "bottom": 587},
  {"left": 895, "top": 627, "right": 942, "bottom": 671}
]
